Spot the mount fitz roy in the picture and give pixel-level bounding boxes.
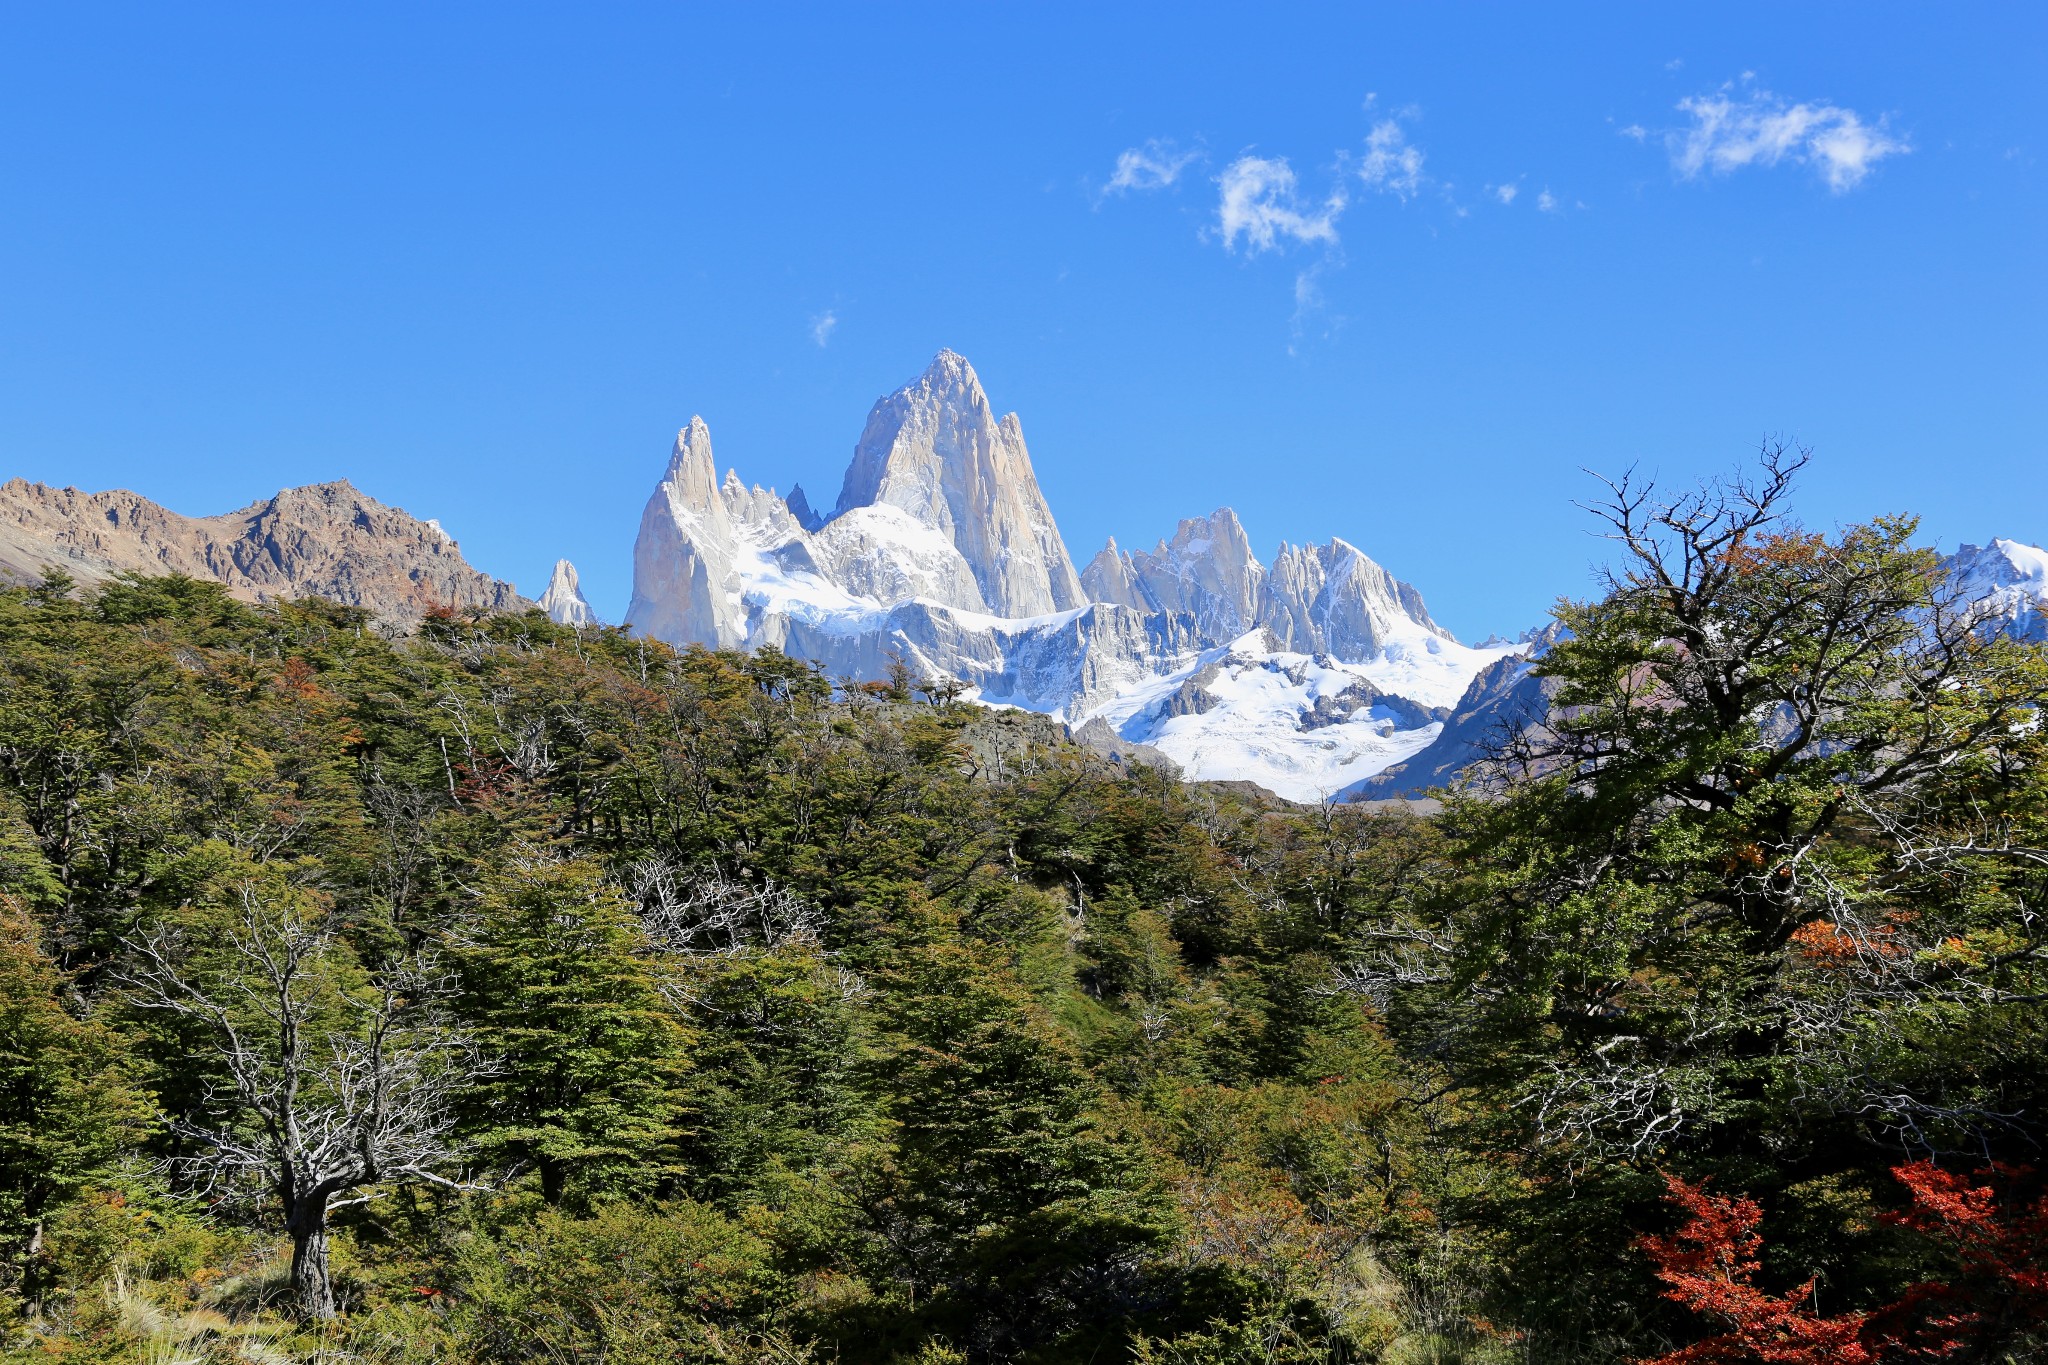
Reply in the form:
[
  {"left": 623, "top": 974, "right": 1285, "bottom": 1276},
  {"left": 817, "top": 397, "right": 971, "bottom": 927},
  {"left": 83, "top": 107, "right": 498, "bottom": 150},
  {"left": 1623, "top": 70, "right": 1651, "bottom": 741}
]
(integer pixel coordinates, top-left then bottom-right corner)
[
  {"left": 622, "top": 350, "right": 1520, "bottom": 802},
  {"left": 4, "top": 349, "right": 2042, "bottom": 804}
]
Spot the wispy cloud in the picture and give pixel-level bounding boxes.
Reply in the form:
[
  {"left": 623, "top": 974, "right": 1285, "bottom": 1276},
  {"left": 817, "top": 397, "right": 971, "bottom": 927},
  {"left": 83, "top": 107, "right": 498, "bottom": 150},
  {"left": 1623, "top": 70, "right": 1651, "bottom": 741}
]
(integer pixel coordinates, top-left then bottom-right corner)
[
  {"left": 1358, "top": 119, "right": 1425, "bottom": 198},
  {"left": 1215, "top": 156, "right": 1346, "bottom": 254},
  {"left": 1667, "top": 80, "right": 1908, "bottom": 192},
  {"left": 809, "top": 311, "right": 837, "bottom": 347},
  {"left": 1288, "top": 264, "right": 1338, "bottom": 355},
  {"left": 1536, "top": 189, "right": 1559, "bottom": 212},
  {"left": 1105, "top": 139, "right": 1199, "bottom": 195},
  {"left": 1494, "top": 183, "right": 1518, "bottom": 205}
]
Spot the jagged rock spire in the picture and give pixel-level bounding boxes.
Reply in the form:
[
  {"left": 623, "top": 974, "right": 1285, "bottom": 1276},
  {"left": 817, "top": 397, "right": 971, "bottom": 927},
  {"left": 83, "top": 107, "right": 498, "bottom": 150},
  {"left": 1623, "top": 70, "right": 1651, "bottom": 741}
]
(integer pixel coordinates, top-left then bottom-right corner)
[
  {"left": 625, "top": 416, "right": 747, "bottom": 647},
  {"left": 834, "top": 350, "right": 1085, "bottom": 617},
  {"left": 538, "top": 558, "right": 597, "bottom": 627}
]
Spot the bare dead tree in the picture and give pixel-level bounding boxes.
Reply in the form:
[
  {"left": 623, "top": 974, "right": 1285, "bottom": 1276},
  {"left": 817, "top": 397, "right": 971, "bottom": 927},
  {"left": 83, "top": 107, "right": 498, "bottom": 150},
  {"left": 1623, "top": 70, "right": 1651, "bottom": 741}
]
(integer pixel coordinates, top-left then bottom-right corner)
[
  {"left": 124, "top": 887, "right": 486, "bottom": 1320},
  {"left": 626, "top": 858, "right": 823, "bottom": 959}
]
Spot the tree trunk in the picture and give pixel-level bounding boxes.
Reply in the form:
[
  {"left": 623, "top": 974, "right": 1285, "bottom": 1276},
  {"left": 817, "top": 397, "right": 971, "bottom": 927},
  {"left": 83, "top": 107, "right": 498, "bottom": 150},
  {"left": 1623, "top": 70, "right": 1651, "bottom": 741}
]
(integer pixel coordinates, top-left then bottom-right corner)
[{"left": 287, "top": 1201, "right": 335, "bottom": 1320}]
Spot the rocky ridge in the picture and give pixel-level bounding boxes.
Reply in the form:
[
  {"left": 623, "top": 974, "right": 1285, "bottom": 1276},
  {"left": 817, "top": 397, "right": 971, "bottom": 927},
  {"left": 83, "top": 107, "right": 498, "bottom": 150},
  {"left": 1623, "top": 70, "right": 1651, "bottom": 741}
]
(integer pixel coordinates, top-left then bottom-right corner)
[{"left": 0, "top": 478, "right": 528, "bottom": 619}]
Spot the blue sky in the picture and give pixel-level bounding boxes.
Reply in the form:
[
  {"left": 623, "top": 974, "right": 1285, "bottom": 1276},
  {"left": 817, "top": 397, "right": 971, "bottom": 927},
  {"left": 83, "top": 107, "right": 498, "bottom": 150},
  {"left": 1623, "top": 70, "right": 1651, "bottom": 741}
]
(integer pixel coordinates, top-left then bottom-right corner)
[{"left": 1, "top": 4, "right": 2042, "bottom": 638}]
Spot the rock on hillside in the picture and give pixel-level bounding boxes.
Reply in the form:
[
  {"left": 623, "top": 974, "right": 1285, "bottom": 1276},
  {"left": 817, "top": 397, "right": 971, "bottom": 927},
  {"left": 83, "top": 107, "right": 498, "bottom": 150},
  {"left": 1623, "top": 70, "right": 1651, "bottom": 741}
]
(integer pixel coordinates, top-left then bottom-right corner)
[{"left": 0, "top": 478, "right": 527, "bottom": 619}]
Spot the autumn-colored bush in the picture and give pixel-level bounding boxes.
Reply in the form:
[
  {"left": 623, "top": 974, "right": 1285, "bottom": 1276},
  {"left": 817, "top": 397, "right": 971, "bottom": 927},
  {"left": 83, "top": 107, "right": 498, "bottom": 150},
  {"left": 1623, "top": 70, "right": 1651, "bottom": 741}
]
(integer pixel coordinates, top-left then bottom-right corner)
[{"left": 1641, "top": 1163, "right": 2048, "bottom": 1363}]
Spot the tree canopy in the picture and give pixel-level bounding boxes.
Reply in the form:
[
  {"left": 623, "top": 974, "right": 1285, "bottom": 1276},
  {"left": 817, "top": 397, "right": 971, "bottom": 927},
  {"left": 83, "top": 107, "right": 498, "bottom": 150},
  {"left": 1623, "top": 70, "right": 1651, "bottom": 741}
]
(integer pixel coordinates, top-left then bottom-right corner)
[{"left": 1, "top": 458, "right": 2044, "bottom": 1362}]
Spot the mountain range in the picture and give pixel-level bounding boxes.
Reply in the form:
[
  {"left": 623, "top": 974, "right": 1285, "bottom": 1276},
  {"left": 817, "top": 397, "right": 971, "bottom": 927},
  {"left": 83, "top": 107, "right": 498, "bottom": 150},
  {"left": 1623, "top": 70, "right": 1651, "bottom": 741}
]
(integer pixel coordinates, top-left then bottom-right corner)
[{"left": 6, "top": 350, "right": 2043, "bottom": 804}]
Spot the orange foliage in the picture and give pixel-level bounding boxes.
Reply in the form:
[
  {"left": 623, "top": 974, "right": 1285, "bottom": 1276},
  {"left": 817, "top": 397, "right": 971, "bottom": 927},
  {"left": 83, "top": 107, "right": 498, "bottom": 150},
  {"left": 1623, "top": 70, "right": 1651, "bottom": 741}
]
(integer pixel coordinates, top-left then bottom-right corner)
[
  {"left": 1787, "top": 918, "right": 1901, "bottom": 965},
  {"left": 1719, "top": 531, "right": 1830, "bottom": 576}
]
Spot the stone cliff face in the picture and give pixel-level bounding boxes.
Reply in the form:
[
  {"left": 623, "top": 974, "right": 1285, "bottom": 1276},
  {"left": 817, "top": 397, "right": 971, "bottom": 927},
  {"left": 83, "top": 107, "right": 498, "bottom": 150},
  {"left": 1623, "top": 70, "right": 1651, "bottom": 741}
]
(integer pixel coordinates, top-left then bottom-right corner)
[
  {"left": 1079, "top": 512, "right": 1451, "bottom": 664},
  {"left": 1082, "top": 509, "right": 1265, "bottom": 642},
  {"left": 833, "top": 350, "right": 1085, "bottom": 618},
  {"left": 625, "top": 417, "right": 746, "bottom": 646},
  {"left": 0, "top": 477, "right": 527, "bottom": 619},
  {"left": 624, "top": 350, "right": 1095, "bottom": 657},
  {"left": 1260, "top": 537, "right": 1453, "bottom": 660}
]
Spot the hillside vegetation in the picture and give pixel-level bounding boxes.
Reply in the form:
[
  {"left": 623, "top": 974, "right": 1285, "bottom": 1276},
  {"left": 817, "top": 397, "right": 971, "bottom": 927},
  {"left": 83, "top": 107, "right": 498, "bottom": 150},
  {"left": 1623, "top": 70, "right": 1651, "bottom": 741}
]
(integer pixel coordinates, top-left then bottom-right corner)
[{"left": 3, "top": 463, "right": 2046, "bottom": 1363}]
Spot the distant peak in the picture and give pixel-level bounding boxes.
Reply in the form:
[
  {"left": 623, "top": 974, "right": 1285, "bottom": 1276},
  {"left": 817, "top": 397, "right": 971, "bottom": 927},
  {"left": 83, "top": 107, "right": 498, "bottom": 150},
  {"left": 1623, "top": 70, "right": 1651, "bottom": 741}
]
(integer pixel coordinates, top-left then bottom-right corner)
[
  {"left": 539, "top": 557, "right": 598, "bottom": 627},
  {"left": 1172, "top": 507, "right": 1248, "bottom": 542}
]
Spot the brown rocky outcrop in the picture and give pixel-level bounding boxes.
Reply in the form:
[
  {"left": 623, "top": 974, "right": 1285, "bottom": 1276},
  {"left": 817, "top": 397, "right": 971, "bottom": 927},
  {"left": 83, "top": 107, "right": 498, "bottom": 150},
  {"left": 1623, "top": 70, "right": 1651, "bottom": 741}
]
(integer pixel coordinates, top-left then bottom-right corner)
[{"left": 0, "top": 478, "right": 527, "bottom": 619}]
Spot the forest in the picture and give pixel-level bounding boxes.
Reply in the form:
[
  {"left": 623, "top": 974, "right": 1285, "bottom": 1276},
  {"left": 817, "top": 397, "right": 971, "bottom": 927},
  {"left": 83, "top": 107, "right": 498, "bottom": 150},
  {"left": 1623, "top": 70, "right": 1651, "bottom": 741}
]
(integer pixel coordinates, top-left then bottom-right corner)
[{"left": 3, "top": 459, "right": 2046, "bottom": 1364}]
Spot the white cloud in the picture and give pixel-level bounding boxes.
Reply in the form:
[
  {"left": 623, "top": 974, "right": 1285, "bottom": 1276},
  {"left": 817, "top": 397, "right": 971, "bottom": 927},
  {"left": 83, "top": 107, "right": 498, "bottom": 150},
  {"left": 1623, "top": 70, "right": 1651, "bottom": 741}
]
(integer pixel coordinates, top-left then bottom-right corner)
[
  {"left": 810, "top": 311, "right": 837, "bottom": 347},
  {"left": 1495, "top": 183, "right": 1518, "bottom": 205},
  {"left": 1215, "top": 156, "right": 1346, "bottom": 254},
  {"left": 1358, "top": 119, "right": 1425, "bottom": 197},
  {"left": 1618, "top": 123, "right": 1648, "bottom": 143},
  {"left": 1536, "top": 189, "right": 1559, "bottom": 212},
  {"left": 1106, "top": 139, "right": 1198, "bottom": 194},
  {"left": 1669, "top": 83, "right": 1908, "bottom": 192}
]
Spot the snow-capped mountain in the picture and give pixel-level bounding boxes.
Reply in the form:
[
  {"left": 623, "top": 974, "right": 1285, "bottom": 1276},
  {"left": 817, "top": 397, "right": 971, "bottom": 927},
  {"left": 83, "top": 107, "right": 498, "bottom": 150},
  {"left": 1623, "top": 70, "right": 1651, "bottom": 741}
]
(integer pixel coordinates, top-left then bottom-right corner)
[
  {"left": 836, "top": 349, "right": 1086, "bottom": 618},
  {"left": 1951, "top": 538, "right": 2048, "bottom": 642},
  {"left": 623, "top": 350, "right": 1526, "bottom": 801},
  {"left": 621, "top": 349, "right": 2048, "bottom": 803},
  {"left": 539, "top": 559, "right": 598, "bottom": 626}
]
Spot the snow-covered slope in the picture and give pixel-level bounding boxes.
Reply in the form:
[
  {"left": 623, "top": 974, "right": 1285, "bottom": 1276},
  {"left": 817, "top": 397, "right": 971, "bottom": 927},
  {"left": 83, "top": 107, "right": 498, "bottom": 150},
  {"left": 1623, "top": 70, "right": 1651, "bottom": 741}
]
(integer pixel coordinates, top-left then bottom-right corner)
[
  {"left": 1089, "top": 629, "right": 1521, "bottom": 803},
  {"left": 622, "top": 350, "right": 1539, "bottom": 800}
]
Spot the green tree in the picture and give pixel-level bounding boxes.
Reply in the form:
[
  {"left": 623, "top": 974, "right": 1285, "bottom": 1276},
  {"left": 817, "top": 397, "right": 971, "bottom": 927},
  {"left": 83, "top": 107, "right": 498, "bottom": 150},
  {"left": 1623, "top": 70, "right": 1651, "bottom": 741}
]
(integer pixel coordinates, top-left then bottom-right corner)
[
  {"left": 0, "top": 899, "right": 140, "bottom": 1315},
  {"left": 1415, "top": 450, "right": 2048, "bottom": 1354},
  {"left": 866, "top": 943, "right": 1174, "bottom": 1358},
  {"left": 454, "top": 852, "right": 691, "bottom": 1205}
]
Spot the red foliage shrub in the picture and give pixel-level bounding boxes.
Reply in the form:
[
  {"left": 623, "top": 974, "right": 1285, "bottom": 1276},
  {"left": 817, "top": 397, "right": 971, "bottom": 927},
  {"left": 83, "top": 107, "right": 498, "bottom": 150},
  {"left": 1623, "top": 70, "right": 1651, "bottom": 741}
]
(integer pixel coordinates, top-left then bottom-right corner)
[
  {"left": 1639, "top": 1163, "right": 2048, "bottom": 1363},
  {"left": 1637, "top": 1174, "right": 1871, "bottom": 1363}
]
